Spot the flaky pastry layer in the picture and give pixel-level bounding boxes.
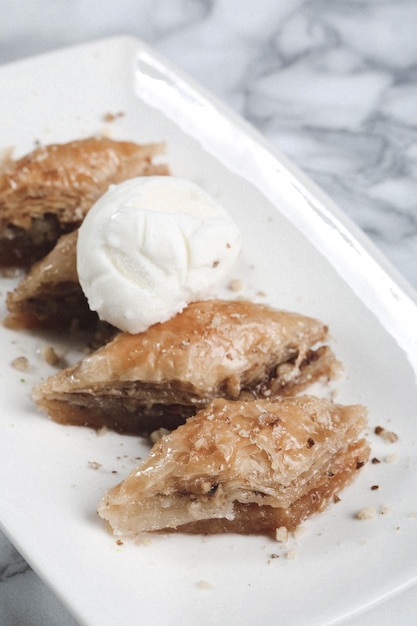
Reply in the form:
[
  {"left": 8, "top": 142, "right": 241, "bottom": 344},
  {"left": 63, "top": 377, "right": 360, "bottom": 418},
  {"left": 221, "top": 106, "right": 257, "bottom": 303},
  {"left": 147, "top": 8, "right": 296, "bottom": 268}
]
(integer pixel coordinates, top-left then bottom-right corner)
[
  {"left": 98, "top": 396, "right": 369, "bottom": 537},
  {"left": 0, "top": 137, "right": 168, "bottom": 265},
  {"left": 33, "top": 299, "right": 341, "bottom": 434}
]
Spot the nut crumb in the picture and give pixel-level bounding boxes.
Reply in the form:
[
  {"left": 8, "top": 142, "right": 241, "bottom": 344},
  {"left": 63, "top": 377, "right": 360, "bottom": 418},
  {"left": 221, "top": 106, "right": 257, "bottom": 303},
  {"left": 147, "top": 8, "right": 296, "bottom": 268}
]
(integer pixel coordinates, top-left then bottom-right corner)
[
  {"left": 103, "top": 111, "right": 125, "bottom": 122},
  {"left": 11, "top": 356, "right": 29, "bottom": 372},
  {"left": 374, "top": 426, "right": 398, "bottom": 443},
  {"left": 88, "top": 461, "right": 102, "bottom": 470},
  {"left": 275, "top": 526, "right": 288, "bottom": 542},
  {"left": 286, "top": 548, "right": 297, "bottom": 560},
  {"left": 228, "top": 278, "right": 244, "bottom": 292},
  {"left": 150, "top": 427, "right": 171, "bottom": 443},
  {"left": 41, "top": 345, "right": 60, "bottom": 366},
  {"left": 293, "top": 525, "right": 307, "bottom": 540},
  {"left": 356, "top": 506, "right": 376, "bottom": 520},
  {"left": 116, "top": 539, "right": 123, "bottom": 545}
]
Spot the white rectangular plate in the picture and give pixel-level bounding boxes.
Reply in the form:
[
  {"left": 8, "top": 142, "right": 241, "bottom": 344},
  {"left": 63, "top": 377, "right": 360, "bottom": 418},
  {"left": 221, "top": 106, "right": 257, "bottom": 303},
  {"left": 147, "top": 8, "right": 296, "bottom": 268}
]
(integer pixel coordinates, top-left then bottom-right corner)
[{"left": 1, "top": 36, "right": 417, "bottom": 626}]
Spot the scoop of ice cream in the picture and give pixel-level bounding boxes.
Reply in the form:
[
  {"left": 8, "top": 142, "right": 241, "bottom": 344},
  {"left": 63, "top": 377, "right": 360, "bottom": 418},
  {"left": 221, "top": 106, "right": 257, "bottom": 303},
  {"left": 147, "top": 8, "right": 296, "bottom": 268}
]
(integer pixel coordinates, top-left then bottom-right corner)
[{"left": 77, "top": 176, "right": 241, "bottom": 333}]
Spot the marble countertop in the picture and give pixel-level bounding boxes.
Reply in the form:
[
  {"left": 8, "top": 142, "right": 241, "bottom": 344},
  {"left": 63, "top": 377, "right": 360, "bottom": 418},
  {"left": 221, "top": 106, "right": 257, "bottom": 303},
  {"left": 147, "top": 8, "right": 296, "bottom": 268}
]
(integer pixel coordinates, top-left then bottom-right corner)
[{"left": 1, "top": 1, "right": 416, "bottom": 625}]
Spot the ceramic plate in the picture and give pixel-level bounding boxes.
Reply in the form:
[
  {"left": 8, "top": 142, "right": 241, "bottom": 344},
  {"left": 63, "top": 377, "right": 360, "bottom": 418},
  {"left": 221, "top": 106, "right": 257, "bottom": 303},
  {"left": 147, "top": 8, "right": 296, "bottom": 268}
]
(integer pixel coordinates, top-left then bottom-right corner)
[{"left": 1, "top": 36, "right": 417, "bottom": 626}]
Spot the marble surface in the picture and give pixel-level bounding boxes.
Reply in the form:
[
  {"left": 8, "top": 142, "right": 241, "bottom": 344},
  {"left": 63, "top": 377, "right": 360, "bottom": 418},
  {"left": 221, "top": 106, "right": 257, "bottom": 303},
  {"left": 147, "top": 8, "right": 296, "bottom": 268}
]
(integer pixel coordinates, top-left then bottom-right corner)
[{"left": 1, "top": 1, "right": 417, "bottom": 625}]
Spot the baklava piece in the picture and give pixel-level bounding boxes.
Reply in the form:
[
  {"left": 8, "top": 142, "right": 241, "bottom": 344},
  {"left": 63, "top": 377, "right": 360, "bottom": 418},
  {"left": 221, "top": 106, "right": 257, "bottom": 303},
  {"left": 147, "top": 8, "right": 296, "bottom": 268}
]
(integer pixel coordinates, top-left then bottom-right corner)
[
  {"left": 4, "top": 230, "right": 89, "bottom": 329},
  {"left": 97, "top": 396, "right": 370, "bottom": 537},
  {"left": 0, "top": 136, "right": 168, "bottom": 266},
  {"left": 33, "top": 299, "right": 340, "bottom": 434}
]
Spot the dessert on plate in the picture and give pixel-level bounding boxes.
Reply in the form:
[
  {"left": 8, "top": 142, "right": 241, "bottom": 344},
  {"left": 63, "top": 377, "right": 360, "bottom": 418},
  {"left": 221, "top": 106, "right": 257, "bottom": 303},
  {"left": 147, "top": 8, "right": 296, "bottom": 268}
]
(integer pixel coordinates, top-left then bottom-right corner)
[
  {"left": 0, "top": 136, "right": 168, "bottom": 266},
  {"left": 4, "top": 230, "right": 92, "bottom": 330},
  {"left": 97, "top": 395, "right": 370, "bottom": 537},
  {"left": 33, "top": 299, "right": 340, "bottom": 434}
]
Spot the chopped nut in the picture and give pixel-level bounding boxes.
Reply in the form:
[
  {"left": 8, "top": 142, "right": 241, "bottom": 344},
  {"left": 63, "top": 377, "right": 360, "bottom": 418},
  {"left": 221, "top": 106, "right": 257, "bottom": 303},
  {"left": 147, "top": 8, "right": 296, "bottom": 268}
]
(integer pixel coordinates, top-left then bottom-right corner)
[
  {"left": 103, "top": 111, "right": 125, "bottom": 122},
  {"left": 150, "top": 427, "right": 171, "bottom": 443},
  {"left": 371, "top": 457, "right": 381, "bottom": 464},
  {"left": 88, "top": 461, "right": 102, "bottom": 470},
  {"left": 286, "top": 547, "right": 297, "bottom": 560},
  {"left": 228, "top": 278, "right": 244, "bottom": 292},
  {"left": 11, "top": 356, "right": 29, "bottom": 372},
  {"left": 293, "top": 525, "right": 307, "bottom": 540},
  {"left": 275, "top": 526, "right": 288, "bottom": 542},
  {"left": 356, "top": 506, "right": 377, "bottom": 520},
  {"left": 374, "top": 426, "right": 398, "bottom": 443},
  {"left": 41, "top": 345, "right": 60, "bottom": 366}
]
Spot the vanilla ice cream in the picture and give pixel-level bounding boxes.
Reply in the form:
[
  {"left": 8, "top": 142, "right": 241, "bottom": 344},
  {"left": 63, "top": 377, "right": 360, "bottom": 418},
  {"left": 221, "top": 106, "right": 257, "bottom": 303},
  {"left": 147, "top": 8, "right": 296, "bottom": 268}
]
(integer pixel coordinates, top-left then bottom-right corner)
[{"left": 77, "top": 176, "right": 241, "bottom": 333}]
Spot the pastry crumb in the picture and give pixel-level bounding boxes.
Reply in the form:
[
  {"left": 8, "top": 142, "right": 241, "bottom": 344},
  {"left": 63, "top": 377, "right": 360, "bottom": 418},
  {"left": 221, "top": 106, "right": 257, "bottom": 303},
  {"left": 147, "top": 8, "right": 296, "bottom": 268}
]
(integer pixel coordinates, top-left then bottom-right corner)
[
  {"left": 385, "top": 454, "right": 398, "bottom": 464},
  {"left": 379, "top": 505, "right": 391, "bottom": 515}
]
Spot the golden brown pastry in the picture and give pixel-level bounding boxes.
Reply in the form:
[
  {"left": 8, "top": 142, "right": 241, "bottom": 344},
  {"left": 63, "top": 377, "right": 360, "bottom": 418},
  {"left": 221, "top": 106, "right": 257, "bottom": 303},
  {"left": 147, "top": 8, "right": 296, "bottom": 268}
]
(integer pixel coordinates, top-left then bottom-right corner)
[
  {"left": 4, "top": 230, "right": 90, "bottom": 329},
  {"left": 0, "top": 137, "right": 168, "bottom": 266},
  {"left": 32, "top": 299, "right": 340, "bottom": 434},
  {"left": 97, "top": 396, "right": 369, "bottom": 537}
]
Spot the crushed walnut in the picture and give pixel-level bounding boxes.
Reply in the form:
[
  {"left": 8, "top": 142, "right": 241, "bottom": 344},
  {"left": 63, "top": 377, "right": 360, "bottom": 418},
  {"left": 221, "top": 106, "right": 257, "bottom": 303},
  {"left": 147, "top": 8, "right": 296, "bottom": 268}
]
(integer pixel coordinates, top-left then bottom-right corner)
[
  {"left": 275, "top": 526, "right": 288, "bottom": 542},
  {"left": 356, "top": 506, "right": 377, "bottom": 520},
  {"left": 150, "top": 428, "right": 171, "bottom": 443},
  {"left": 11, "top": 356, "right": 29, "bottom": 372},
  {"left": 88, "top": 461, "right": 102, "bottom": 470},
  {"left": 41, "top": 346, "right": 61, "bottom": 366},
  {"left": 374, "top": 426, "right": 398, "bottom": 443},
  {"left": 228, "top": 278, "right": 244, "bottom": 292}
]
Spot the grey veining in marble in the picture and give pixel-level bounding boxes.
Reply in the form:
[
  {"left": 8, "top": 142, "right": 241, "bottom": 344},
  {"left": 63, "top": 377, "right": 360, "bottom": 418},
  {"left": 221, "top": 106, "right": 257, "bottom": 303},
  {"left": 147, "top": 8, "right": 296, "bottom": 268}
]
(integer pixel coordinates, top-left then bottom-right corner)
[{"left": 1, "top": 1, "right": 417, "bottom": 625}]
